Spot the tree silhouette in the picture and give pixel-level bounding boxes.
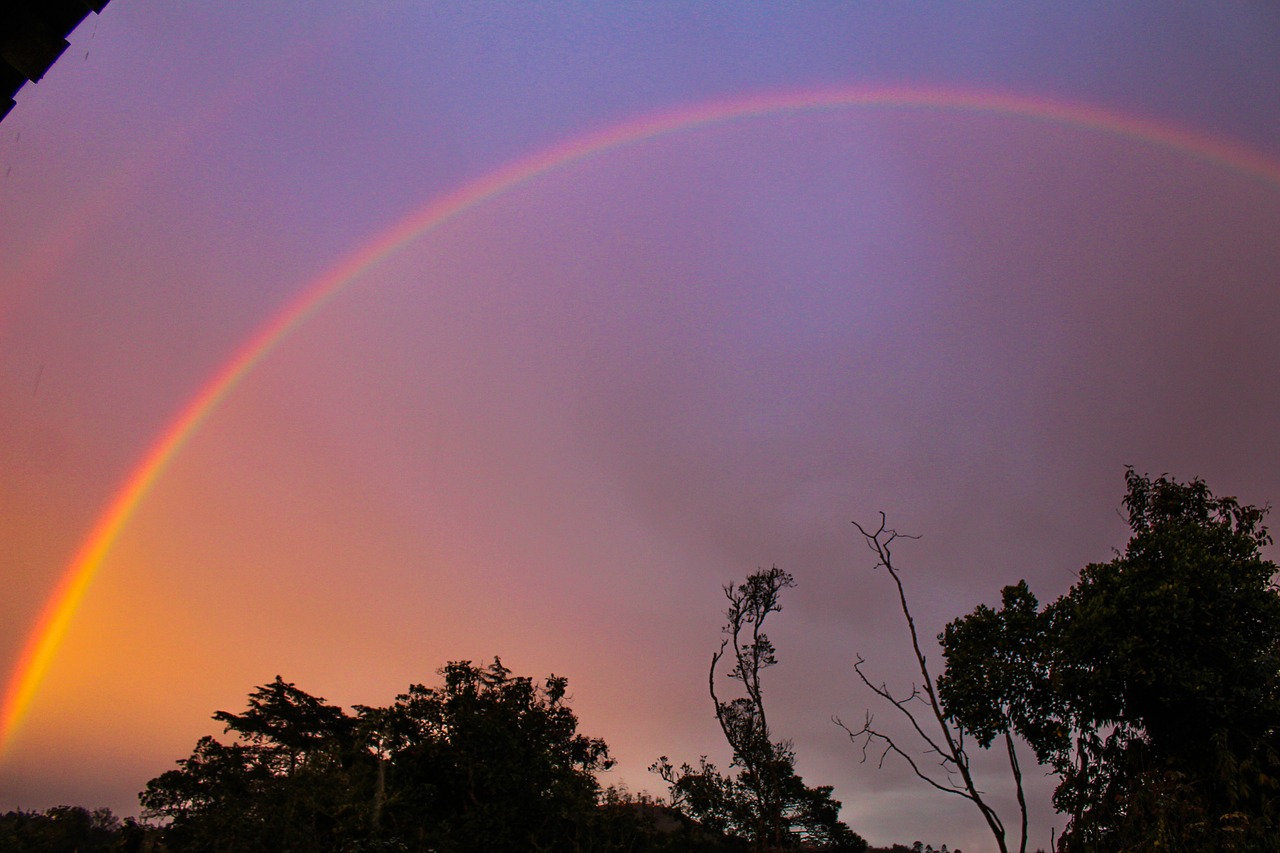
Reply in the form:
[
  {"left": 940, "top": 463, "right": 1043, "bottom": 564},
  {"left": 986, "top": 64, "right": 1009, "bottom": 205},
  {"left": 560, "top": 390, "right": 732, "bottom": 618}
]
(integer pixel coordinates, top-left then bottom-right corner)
[
  {"left": 142, "top": 677, "right": 364, "bottom": 852},
  {"left": 940, "top": 470, "right": 1280, "bottom": 850},
  {"left": 0, "top": 805, "right": 126, "bottom": 852},
  {"left": 655, "top": 567, "right": 866, "bottom": 852},
  {"left": 142, "top": 660, "right": 634, "bottom": 852},
  {"left": 370, "top": 657, "right": 613, "bottom": 851}
]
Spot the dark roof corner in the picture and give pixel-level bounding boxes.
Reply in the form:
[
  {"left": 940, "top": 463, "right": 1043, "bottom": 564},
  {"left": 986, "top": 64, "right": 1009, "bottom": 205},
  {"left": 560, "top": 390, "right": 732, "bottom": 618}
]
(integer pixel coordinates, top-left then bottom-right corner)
[{"left": 0, "top": 0, "right": 110, "bottom": 122}]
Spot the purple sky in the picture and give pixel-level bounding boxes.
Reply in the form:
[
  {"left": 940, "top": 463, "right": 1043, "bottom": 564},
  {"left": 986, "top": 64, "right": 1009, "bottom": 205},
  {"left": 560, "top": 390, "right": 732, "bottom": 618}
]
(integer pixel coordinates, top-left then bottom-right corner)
[{"left": 3, "top": 4, "right": 1280, "bottom": 849}]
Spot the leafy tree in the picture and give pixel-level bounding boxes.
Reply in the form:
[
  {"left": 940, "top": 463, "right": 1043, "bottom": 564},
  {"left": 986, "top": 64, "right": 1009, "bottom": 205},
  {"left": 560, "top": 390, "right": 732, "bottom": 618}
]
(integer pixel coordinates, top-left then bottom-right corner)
[
  {"left": 940, "top": 470, "right": 1280, "bottom": 850},
  {"left": 370, "top": 657, "right": 614, "bottom": 852},
  {"left": 141, "top": 676, "right": 367, "bottom": 852},
  {"left": 936, "top": 581, "right": 1057, "bottom": 756},
  {"left": 142, "top": 661, "right": 620, "bottom": 852},
  {"left": 655, "top": 568, "right": 866, "bottom": 852},
  {"left": 0, "top": 805, "right": 123, "bottom": 852}
]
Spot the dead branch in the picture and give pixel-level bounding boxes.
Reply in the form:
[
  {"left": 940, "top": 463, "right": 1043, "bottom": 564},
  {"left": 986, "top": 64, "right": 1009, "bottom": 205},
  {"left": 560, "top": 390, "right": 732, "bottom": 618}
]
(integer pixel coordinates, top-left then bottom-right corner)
[{"left": 848, "top": 514, "right": 1014, "bottom": 853}]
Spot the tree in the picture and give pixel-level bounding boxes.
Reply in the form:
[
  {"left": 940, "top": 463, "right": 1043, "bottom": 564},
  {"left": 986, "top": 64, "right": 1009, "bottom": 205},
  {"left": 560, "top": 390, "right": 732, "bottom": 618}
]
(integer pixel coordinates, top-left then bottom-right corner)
[
  {"left": 0, "top": 805, "right": 124, "bottom": 852},
  {"left": 655, "top": 567, "right": 866, "bottom": 852},
  {"left": 940, "top": 470, "right": 1280, "bottom": 850},
  {"left": 141, "top": 676, "right": 367, "bottom": 852},
  {"left": 372, "top": 657, "right": 614, "bottom": 852},
  {"left": 838, "top": 516, "right": 1027, "bottom": 853},
  {"left": 142, "top": 661, "right": 620, "bottom": 852}
]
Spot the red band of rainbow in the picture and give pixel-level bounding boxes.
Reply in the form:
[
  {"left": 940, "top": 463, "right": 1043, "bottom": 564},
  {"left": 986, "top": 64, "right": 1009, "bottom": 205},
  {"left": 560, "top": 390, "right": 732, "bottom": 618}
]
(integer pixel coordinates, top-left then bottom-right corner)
[{"left": 4, "top": 85, "right": 1278, "bottom": 755}]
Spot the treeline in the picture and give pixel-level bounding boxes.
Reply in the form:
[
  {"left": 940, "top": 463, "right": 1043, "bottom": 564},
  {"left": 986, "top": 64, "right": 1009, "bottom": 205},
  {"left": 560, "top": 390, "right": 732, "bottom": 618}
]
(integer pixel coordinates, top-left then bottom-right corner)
[
  {"left": 9, "top": 470, "right": 1280, "bottom": 852},
  {"left": 0, "top": 801, "right": 969, "bottom": 853},
  {"left": 0, "top": 806, "right": 145, "bottom": 852},
  {"left": 9, "top": 656, "right": 866, "bottom": 852},
  {"left": 135, "top": 660, "right": 755, "bottom": 853},
  {"left": 831, "top": 471, "right": 1280, "bottom": 852}
]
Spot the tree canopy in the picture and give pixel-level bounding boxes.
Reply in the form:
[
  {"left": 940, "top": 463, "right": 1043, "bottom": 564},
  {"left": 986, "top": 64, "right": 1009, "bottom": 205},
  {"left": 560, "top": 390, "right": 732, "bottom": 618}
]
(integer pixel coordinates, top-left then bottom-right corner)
[
  {"left": 141, "top": 659, "right": 687, "bottom": 853},
  {"left": 42, "top": 468, "right": 1280, "bottom": 850},
  {"left": 0, "top": 805, "right": 131, "bottom": 852},
  {"left": 939, "top": 470, "right": 1280, "bottom": 850},
  {"left": 368, "top": 658, "right": 613, "bottom": 851}
]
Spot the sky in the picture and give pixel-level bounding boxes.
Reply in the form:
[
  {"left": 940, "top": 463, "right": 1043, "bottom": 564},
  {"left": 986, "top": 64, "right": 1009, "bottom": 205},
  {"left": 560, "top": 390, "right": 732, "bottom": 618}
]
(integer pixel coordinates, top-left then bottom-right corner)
[{"left": 2, "top": 3, "right": 1280, "bottom": 849}]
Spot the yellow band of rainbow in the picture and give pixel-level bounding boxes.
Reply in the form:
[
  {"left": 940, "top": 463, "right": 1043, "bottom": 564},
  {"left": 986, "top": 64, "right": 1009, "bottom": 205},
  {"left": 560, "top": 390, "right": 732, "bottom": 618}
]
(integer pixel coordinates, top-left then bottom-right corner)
[{"left": 4, "top": 85, "right": 1279, "bottom": 755}]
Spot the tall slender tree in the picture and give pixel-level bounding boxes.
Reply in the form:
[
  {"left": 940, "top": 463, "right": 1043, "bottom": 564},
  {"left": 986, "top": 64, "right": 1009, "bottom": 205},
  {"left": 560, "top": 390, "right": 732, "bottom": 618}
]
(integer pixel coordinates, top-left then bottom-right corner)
[{"left": 656, "top": 567, "right": 865, "bottom": 852}]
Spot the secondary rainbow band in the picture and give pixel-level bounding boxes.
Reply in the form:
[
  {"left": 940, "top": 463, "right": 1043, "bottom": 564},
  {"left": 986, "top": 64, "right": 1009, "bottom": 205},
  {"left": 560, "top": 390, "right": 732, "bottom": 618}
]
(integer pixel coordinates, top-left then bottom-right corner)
[{"left": 3, "top": 85, "right": 1279, "bottom": 755}]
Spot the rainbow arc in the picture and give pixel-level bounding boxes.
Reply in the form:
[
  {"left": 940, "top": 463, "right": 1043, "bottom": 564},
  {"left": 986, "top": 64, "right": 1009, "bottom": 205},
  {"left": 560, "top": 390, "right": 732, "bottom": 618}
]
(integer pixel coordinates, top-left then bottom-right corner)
[{"left": 4, "top": 85, "right": 1279, "bottom": 754}]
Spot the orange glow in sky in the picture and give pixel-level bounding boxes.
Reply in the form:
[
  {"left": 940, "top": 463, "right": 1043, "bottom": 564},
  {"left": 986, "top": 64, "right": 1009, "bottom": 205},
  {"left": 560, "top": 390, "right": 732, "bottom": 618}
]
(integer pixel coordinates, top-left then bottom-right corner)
[{"left": 3, "top": 7, "right": 1280, "bottom": 849}]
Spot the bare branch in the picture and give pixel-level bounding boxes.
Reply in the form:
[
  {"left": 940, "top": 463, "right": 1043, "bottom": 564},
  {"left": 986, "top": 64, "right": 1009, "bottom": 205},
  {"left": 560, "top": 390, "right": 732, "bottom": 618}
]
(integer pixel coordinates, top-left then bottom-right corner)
[
  {"left": 852, "top": 656, "right": 955, "bottom": 765},
  {"left": 847, "top": 516, "right": 1010, "bottom": 853},
  {"left": 709, "top": 638, "right": 729, "bottom": 744},
  {"left": 833, "top": 714, "right": 973, "bottom": 799}
]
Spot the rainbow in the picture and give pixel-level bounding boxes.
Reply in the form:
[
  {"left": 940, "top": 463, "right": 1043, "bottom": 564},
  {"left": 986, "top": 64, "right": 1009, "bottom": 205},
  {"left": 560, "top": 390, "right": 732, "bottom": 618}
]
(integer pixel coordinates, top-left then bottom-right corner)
[{"left": 3, "top": 85, "right": 1279, "bottom": 754}]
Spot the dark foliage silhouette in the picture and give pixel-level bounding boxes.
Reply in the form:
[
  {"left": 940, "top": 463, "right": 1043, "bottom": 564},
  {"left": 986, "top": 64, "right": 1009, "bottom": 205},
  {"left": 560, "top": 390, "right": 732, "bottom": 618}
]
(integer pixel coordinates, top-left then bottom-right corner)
[
  {"left": 142, "top": 659, "right": 696, "bottom": 852},
  {"left": 0, "top": 805, "right": 134, "bottom": 852},
  {"left": 940, "top": 470, "right": 1280, "bottom": 851}
]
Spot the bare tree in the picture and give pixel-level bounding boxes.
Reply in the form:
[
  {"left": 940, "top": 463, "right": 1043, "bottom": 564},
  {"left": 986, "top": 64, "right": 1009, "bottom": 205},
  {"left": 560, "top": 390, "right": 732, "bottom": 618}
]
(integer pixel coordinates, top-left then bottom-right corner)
[{"left": 835, "top": 514, "right": 1027, "bottom": 853}]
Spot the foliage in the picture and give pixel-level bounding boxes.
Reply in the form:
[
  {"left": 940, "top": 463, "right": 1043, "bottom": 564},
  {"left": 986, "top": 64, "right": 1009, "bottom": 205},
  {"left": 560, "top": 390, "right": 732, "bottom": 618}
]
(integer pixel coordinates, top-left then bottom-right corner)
[
  {"left": 141, "top": 660, "right": 639, "bottom": 852},
  {"left": 367, "top": 657, "right": 613, "bottom": 852},
  {"left": 141, "top": 676, "right": 366, "bottom": 852},
  {"left": 940, "top": 470, "right": 1280, "bottom": 851},
  {"left": 866, "top": 845, "right": 976, "bottom": 853},
  {"left": 0, "top": 805, "right": 127, "bottom": 852},
  {"left": 655, "top": 567, "right": 866, "bottom": 852}
]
